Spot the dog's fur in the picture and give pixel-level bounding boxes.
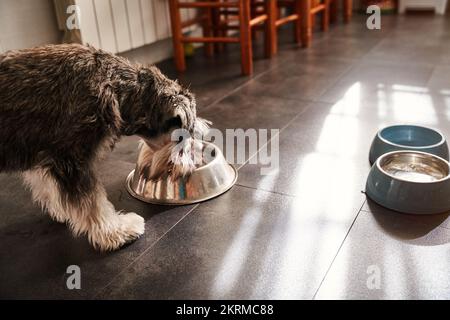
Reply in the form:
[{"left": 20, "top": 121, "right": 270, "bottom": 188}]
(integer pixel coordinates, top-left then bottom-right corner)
[{"left": 0, "top": 44, "right": 204, "bottom": 251}]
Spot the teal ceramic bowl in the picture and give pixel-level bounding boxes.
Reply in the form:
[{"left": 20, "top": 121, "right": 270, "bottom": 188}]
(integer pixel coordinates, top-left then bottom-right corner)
[
  {"left": 366, "top": 150, "right": 450, "bottom": 214},
  {"left": 369, "top": 125, "right": 449, "bottom": 164}
]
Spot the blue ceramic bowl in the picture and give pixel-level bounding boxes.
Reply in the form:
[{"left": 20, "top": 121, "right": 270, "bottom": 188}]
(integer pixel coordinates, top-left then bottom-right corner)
[
  {"left": 369, "top": 125, "right": 449, "bottom": 164},
  {"left": 366, "top": 150, "right": 450, "bottom": 214}
]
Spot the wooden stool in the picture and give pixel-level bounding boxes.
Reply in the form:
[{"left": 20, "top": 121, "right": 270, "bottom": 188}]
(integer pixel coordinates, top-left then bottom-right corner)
[
  {"left": 168, "top": 0, "right": 272, "bottom": 75},
  {"left": 301, "top": 0, "right": 330, "bottom": 48},
  {"left": 330, "top": 0, "right": 353, "bottom": 24}
]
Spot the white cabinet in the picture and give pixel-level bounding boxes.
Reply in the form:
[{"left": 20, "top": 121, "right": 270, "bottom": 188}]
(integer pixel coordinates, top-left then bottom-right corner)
[
  {"left": 74, "top": 0, "right": 101, "bottom": 47},
  {"left": 398, "top": 0, "right": 448, "bottom": 14},
  {"left": 92, "top": 0, "right": 116, "bottom": 52},
  {"left": 110, "top": 0, "right": 132, "bottom": 52}
]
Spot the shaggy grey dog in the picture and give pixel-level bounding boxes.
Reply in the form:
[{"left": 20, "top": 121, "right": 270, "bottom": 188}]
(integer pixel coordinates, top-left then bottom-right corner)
[{"left": 0, "top": 44, "right": 206, "bottom": 251}]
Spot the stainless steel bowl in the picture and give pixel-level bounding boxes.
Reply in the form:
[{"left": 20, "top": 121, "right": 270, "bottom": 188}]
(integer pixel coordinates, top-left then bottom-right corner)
[
  {"left": 126, "top": 142, "right": 237, "bottom": 205},
  {"left": 366, "top": 150, "right": 450, "bottom": 214}
]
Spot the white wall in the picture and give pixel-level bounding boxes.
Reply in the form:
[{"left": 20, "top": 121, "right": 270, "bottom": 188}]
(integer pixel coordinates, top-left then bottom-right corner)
[{"left": 0, "top": 0, "right": 61, "bottom": 52}]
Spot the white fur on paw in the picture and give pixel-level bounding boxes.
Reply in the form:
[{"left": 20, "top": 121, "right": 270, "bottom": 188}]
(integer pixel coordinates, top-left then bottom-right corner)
[
  {"left": 50, "top": 214, "right": 67, "bottom": 224},
  {"left": 118, "top": 212, "right": 145, "bottom": 240},
  {"left": 90, "top": 212, "right": 145, "bottom": 251}
]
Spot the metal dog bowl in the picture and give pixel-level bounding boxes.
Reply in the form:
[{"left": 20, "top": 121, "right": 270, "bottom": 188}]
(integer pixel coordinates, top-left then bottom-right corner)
[
  {"left": 366, "top": 150, "right": 450, "bottom": 214},
  {"left": 369, "top": 125, "right": 449, "bottom": 164},
  {"left": 126, "top": 142, "right": 237, "bottom": 205}
]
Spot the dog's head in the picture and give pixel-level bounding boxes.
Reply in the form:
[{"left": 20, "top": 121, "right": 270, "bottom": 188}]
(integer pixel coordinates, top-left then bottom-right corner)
[
  {"left": 121, "top": 65, "right": 196, "bottom": 137},
  {"left": 121, "top": 65, "right": 209, "bottom": 180}
]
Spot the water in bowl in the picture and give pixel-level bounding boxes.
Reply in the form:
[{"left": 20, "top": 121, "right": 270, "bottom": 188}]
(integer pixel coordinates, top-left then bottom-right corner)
[{"left": 381, "top": 153, "right": 448, "bottom": 183}]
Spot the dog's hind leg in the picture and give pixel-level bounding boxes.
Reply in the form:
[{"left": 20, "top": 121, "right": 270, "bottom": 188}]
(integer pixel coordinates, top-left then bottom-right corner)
[
  {"left": 23, "top": 168, "right": 68, "bottom": 223},
  {"left": 23, "top": 167, "right": 145, "bottom": 251}
]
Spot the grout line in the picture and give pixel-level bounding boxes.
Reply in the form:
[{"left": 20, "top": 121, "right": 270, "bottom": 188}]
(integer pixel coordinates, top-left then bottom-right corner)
[
  {"left": 92, "top": 203, "right": 200, "bottom": 298},
  {"left": 201, "top": 55, "right": 361, "bottom": 113},
  {"left": 232, "top": 36, "right": 378, "bottom": 172},
  {"left": 234, "top": 94, "right": 320, "bottom": 106},
  {"left": 311, "top": 199, "right": 367, "bottom": 300},
  {"left": 199, "top": 63, "right": 282, "bottom": 113},
  {"left": 237, "top": 99, "right": 318, "bottom": 171},
  {"left": 424, "top": 65, "right": 437, "bottom": 88},
  {"left": 235, "top": 183, "right": 296, "bottom": 198},
  {"left": 198, "top": 31, "right": 364, "bottom": 113},
  {"left": 235, "top": 48, "right": 364, "bottom": 172}
]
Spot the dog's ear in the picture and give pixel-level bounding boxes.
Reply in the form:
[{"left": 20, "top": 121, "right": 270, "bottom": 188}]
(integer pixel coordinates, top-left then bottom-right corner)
[
  {"left": 122, "top": 126, "right": 134, "bottom": 136},
  {"left": 137, "top": 68, "right": 154, "bottom": 85},
  {"left": 97, "top": 83, "right": 123, "bottom": 134},
  {"left": 137, "top": 65, "right": 167, "bottom": 90},
  {"left": 137, "top": 66, "right": 162, "bottom": 128},
  {"left": 122, "top": 121, "right": 145, "bottom": 136},
  {"left": 119, "top": 67, "right": 156, "bottom": 136}
]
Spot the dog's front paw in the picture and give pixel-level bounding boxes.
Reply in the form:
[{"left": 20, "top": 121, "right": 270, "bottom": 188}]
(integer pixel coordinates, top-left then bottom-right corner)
[
  {"left": 90, "top": 212, "right": 145, "bottom": 251},
  {"left": 117, "top": 212, "right": 145, "bottom": 240}
]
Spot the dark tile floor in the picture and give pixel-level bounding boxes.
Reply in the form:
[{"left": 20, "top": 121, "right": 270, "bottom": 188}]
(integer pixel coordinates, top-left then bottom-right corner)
[{"left": 2, "top": 14, "right": 450, "bottom": 299}]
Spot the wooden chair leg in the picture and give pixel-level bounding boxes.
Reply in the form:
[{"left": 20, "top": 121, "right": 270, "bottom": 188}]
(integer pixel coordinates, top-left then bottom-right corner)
[
  {"left": 168, "top": 0, "right": 186, "bottom": 72},
  {"left": 203, "top": 8, "right": 215, "bottom": 57},
  {"left": 301, "top": 0, "right": 312, "bottom": 48},
  {"left": 239, "top": 0, "right": 253, "bottom": 75},
  {"left": 251, "top": 1, "right": 259, "bottom": 42},
  {"left": 330, "top": 0, "right": 338, "bottom": 24},
  {"left": 322, "top": 0, "right": 330, "bottom": 31},
  {"left": 344, "top": 0, "right": 352, "bottom": 23},
  {"left": 294, "top": 0, "right": 302, "bottom": 44},
  {"left": 212, "top": 7, "right": 224, "bottom": 53},
  {"left": 265, "top": 0, "right": 277, "bottom": 57}
]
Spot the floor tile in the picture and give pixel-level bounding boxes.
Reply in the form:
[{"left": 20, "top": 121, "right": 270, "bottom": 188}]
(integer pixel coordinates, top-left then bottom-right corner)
[
  {"left": 97, "top": 185, "right": 357, "bottom": 299},
  {"left": 304, "top": 36, "right": 382, "bottom": 61},
  {"left": 320, "top": 84, "right": 450, "bottom": 129},
  {"left": 363, "top": 199, "right": 450, "bottom": 231},
  {"left": 199, "top": 91, "right": 312, "bottom": 131},
  {"left": 108, "top": 135, "right": 141, "bottom": 164},
  {"left": 238, "top": 90, "right": 450, "bottom": 193},
  {"left": 238, "top": 101, "right": 380, "bottom": 196},
  {"left": 427, "top": 66, "right": 450, "bottom": 90},
  {"left": 156, "top": 44, "right": 279, "bottom": 110},
  {"left": 319, "top": 61, "right": 434, "bottom": 104},
  {"left": 362, "top": 37, "right": 445, "bottom": 67},
  {"left": 315, "top": 209, "right": 450, "bottom": 299},
  {"left": 237, "top": 63, "right": 348, "bottom": 102},
  {"left": 199, "top": 93, "right": 312, "bottom": 166},
  {"left": 0, "top": 157, "right": 194, "bottom": 299},
  {"left": 324, "top": 18, "right": 392, "bottom": 40}
]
